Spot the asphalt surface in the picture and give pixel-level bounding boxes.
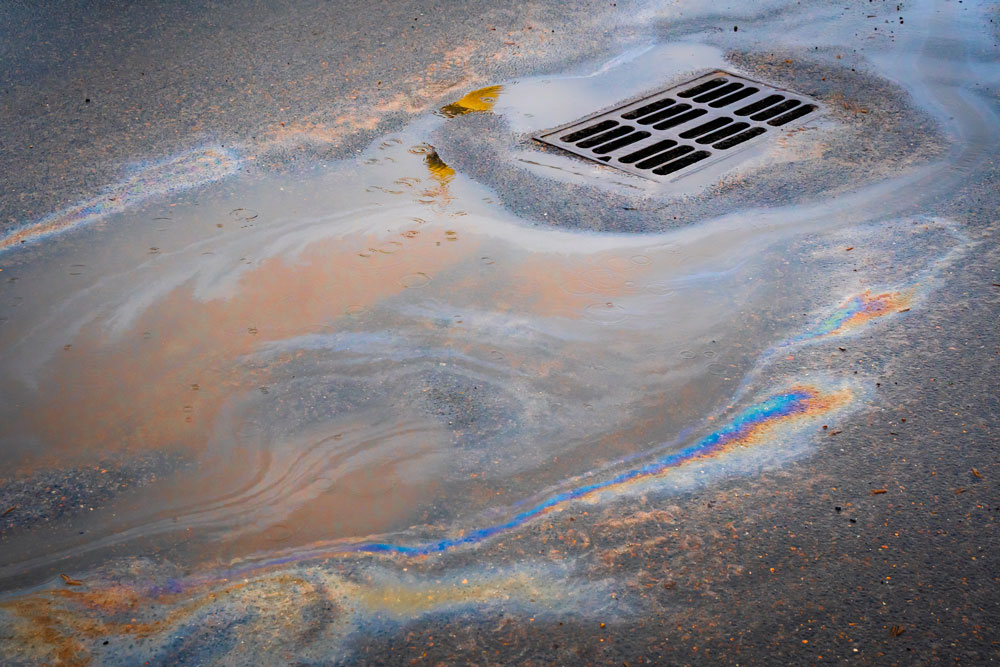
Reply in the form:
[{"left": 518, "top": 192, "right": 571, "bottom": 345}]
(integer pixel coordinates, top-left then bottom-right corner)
[
  {"left": 0, "top": 0, "right": 638, "bottom": 230},
  {"left": 1, "top": 0, "right": 998, "bottom": 665}
]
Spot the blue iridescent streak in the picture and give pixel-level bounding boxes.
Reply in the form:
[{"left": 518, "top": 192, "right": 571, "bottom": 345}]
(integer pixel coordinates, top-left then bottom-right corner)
[
  {"left": 791, "top": 295, "right": 865, "bottom": 343},
  {"left": 348, "top": 389, "right": 814, "bottom": 557}
]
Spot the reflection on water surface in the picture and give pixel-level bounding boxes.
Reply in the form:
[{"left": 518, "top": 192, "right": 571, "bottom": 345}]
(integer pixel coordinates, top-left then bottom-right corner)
[{"left": 0, "top": 19, "right": 983, "bottom": 664}]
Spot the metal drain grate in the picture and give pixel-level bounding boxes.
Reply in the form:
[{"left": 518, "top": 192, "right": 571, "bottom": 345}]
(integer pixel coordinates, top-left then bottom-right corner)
[{"left": 533, "top": 70, "right": 820, "bottom": 182}]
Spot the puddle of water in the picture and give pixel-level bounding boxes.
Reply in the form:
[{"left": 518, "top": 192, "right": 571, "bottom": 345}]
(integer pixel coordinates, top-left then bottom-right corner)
[
  {"left": 0, "top": 0, "right": 990, "bottom": 660},
  {"left": 0, "top": 114, "right": 963, "bottom": 585}
]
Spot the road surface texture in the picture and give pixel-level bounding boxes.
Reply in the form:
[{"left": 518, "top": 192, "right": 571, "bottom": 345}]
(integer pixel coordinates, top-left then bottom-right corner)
[{"left": 1, "top": 0, "right": 997, "bottom": 664}]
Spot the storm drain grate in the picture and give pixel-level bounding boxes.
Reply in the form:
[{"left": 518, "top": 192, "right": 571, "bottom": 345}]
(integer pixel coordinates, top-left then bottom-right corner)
[{"left": 533, "top": 70, "right": 820, "bottom": 182}]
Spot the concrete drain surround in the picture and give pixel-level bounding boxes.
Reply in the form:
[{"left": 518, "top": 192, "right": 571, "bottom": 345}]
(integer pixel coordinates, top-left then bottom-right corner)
[{"left": 534, "top": 70, "right": 821, "bottom": 182}]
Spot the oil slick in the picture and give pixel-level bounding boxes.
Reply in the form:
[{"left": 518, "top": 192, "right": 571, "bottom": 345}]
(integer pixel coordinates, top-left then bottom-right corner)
[
  {"left": 791, "top": 289, "right": 913, "bottom": 343},
  {"left": 0, "top": 146, "right": 240, "bottom": 252},
  {"left": 0, "top": 379, "right": 855, "bottom": 665},
  {"left": 0, "top": 130, "right": 962, "bottom": 665},
  {"left": 243, "top": 383, "right": 855, "bottom": 561},
  {"left": 0, "top": 560, "right": 613, "bottom": 666},
  {"left": 0, "top": 381, "right": 853, "bottom": 666},
  {"left": 784, "top": 218, "right": 969, "bottom": 347},
  {"left": 0, "top": 42, "right": 974, "bottom": 667}
]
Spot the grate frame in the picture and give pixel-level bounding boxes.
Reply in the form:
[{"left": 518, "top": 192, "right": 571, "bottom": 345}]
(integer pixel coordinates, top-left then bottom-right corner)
[{"left": 532, "top": 70, "right": 822, "bottom": 183}]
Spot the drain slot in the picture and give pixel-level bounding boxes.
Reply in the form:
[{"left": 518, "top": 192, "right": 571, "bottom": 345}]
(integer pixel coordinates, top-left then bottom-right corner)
[
  {"left": 622, "top": 98, "right": 675, "bottom": 120},
  {"left": 653, "top": 150, "right": 711, "bottom": 175},
  {"left": 576, "top": 125, "right": 633, "bottom": 148},
  {"left": 692, "top": 82, "right": 743, "bottom": 103},
  {"left": 677, "top": 78, "right": 727, "bottom": 98},
  {"left": 535, "top": 70, "right": 822, "bottom": 182},
  {"left": 697, "top": 121, "right": 749, "bottom": 144},
  {"left": 653, "top": 108, "right": 707, "bottom": 130},
  {"left": 769, "top": 104, "right": 817, "bottom": 126},
  {"left": 638, "top": 102, "right": 687, "bottom": 125},
  {"left": 619, "top": 139, "right": 677, "bottom": 164},
  {"left": 560, "top": 120, "right": 618, "bottom": 143},
  {"left": 636, "top": 145, "right": 693, "bottom": 170},
  {"left": 710, "top": 87, "right": 758, "bottom": 108},
  {"left": 679, "top": 117, "right": 732, "bottom": 139},
  {"left": 735, "top": 95, "right": 784, "bottom": 116},
  {"left": 594, "top": 130, "right": 650, "bottom": 153},
  {"left": 751, "top": 99, "right": 801, "bottom": 121},
  {"left": 712, "top": 127, "right": 766, "bottom": 149}
]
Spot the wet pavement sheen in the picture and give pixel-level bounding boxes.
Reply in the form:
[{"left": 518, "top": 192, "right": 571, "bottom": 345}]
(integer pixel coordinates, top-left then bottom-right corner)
[{"left": 0, "top": 0, "right": 998, "bottom": 664}]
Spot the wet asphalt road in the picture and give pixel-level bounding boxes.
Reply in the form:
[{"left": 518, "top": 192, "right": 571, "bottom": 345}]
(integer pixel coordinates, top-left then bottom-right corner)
[
  {"left": 0, "top": 0, "right": 637, "bottom": 230},
  {"left": 1, "top": 0, "right": 998, "bottom": 664}
]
